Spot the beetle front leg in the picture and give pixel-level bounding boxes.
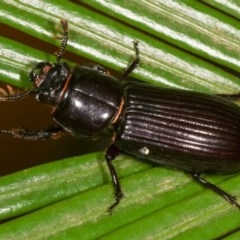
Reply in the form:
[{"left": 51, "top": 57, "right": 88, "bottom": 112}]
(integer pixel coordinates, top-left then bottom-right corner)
[
  {"left": 192, "top": 172, "right": 240, "bottom": 209},
  {"left": 105, "top": 144, "right": 124, "bottom": 213},
  {"left": 0, "top": 126, "right": 64, "bottom": 141}
]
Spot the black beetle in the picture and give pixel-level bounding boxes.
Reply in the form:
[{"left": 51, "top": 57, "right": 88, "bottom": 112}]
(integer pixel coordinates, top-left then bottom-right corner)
[{"left": 1, "top": 19, "right": 240, "bottom": 212}]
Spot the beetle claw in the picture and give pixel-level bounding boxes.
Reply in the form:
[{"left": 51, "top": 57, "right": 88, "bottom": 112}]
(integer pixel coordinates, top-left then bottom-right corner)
[{"left": 107, "top": 191, "right": 124, "bottom": 214}]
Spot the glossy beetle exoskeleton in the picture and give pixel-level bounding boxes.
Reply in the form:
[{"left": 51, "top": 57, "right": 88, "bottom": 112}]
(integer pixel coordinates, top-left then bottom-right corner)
[{"left": 1, "top": 19, "right": 240, "bottom": 212}]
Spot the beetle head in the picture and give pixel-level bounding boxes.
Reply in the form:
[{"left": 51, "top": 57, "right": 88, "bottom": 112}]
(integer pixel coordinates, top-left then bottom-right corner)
[{"left": 30, "top": 61, "right": 69, "bottom": 105}]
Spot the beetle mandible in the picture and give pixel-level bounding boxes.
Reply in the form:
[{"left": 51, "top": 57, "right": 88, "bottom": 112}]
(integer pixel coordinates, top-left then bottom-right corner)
[{"left": 1, "top": 19, "right": 240, "bottom": 212}]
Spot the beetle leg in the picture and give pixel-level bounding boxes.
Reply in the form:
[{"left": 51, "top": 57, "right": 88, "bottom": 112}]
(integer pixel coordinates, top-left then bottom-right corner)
[
  {"left": 118, "top": 41, "right": 140, "bottom": 81},
  {"left": 85, "top": 64, "right": 109, "bottom": 75},
  {"left": 0, "top": 126, "right": 64, "bottom": 141},
  {"left": 216, "top": 93, "right": 240, "bottom": 102},
  {"left": 105, "top": 144, "right": 124, "bottom": 213},
  {"left": 191, "top": 172, "right": 240, "bottom": 209}
]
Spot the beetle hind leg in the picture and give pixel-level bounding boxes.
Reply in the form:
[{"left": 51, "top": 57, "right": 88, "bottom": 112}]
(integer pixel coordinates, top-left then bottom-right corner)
[
  {"left": 105, "top": 144, "right": 124, "bottom": 213},
  {"left": 191, "top": 172, "right": 240, "bottom": 209}
]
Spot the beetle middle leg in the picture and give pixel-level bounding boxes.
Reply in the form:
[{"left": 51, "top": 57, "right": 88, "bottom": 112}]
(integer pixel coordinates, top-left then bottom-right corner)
[
  {"left": 118, "top": 41, "right": 140, "bottom": 81},
  {"left": 192, "top": 172, "right": 240, "bottom": 209},
  {"left": 105, "top": 144, "right": 124, "bottom": 213},
  {"left": 0, "top": 126, "right": 64, "bottom": 141}
]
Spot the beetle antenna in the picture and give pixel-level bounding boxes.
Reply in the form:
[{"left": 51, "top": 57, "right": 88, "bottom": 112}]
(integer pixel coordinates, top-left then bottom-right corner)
[{"left": 55, "top": 19, "right": 68, "bottom": 63}]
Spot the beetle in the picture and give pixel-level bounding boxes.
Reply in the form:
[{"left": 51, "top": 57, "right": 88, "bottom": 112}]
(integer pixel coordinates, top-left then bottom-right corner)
[{"left": 1, "top": 19, "right": 240, "bottom": 212}]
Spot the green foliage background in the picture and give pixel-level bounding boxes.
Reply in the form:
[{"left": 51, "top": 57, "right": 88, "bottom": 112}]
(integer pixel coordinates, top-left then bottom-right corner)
[{"left": 0, "top": 1, "right": 240, "bottom": 239}]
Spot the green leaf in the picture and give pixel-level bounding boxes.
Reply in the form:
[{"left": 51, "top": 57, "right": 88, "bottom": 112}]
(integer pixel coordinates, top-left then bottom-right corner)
[
  {"left": 0, "top": 1, "right": 240, "bottom": 239},
  {"left": 0, "top": 153, "right": 152, "bottom": 220},
  {"left": 0, "top": 153, "right": 240, "bottom": 239},
  {"left": 202, "top": 0, "right": 240, "bottom": 20},
  {"left": 0, "top": 0, "right": 240, "bottom": 92},
  {"left": 81, "top": 0, "right": 240, "bottom": 72}
]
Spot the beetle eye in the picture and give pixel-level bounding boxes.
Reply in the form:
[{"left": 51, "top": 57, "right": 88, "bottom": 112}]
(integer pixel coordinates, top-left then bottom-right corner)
[
  {"left": 30, "top": 62, "right": 53, "bottom": 87},
  {"left": 31, "top": 67, "right": 41, "bottom": 78}
]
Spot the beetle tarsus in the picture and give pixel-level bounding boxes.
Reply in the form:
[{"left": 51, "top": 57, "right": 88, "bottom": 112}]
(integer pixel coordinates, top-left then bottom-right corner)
[
  {"left": 108, "top": 191, "right": 124, "bottom": 214},
  {"left": 0, "top": 126, "right": 63, "bottom": 140},
  {"left": 105, "top": 144, "right": 124, "bottom": 213},
  {"left": 118, "top": 41, "right": 140, "bottom": 80},
  {"left": 192, "top": 172, "right": 240, "bottom": 209},
  {"left": 226, "top": 195, "right": 240, "bottom": 209}
]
